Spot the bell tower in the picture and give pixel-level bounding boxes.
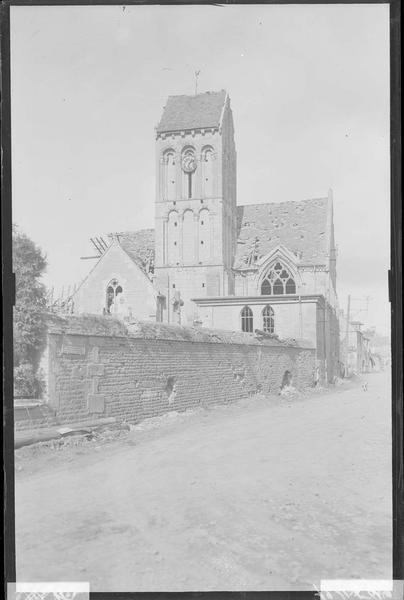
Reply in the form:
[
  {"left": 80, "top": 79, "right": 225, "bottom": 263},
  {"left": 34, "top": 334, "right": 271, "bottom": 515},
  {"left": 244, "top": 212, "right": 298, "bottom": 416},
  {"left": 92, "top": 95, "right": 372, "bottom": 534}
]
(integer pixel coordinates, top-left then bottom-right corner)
[{"left": 154, "top": 90, "right": 237, "bottom": 325}]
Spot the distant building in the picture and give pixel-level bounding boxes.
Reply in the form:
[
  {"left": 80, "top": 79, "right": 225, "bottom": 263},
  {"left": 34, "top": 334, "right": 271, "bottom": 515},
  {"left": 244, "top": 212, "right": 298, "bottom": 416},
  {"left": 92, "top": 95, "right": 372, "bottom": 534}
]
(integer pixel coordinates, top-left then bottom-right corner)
[
  {"left": 72, "top": 90, "right": 340, "bottom": 382},
  {"left": 364, "top": 328, "right": 391, "bottom": 371},
  {"left": 339, "top": 316, "right": 374, "bottom": 376}
]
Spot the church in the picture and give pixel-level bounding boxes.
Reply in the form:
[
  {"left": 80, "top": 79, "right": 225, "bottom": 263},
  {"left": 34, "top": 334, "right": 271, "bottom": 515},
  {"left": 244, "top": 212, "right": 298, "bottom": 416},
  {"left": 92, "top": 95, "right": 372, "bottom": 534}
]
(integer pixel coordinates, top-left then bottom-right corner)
[{"left": 72, "top": 90, "right": 340, "bottom": 382}]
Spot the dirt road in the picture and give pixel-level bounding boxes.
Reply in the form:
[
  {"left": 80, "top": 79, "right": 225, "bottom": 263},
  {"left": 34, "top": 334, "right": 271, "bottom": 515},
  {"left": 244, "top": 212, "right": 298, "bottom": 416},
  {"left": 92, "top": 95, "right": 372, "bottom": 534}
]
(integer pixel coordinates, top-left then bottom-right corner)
[{"left": 15, "top": 371, "right": 392, "bottom": 591}]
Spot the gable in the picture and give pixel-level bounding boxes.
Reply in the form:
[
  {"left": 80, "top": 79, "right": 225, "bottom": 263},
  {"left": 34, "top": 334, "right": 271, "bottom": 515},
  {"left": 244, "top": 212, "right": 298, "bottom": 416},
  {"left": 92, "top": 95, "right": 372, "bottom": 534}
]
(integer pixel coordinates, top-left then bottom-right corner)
[
  {"left": 235, "top": 198, "right": 331, "bottom": 269},
  {"left": 73, "top": 242, "right": 156, "bottom": 318}
]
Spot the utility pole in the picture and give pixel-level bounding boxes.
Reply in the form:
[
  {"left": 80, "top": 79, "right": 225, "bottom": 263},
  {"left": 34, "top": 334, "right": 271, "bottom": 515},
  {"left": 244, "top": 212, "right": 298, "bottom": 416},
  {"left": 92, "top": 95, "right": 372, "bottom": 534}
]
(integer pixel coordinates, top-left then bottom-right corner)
[
  {"left": 349, "top": 295, "right": 371, "bottom": 322},
  {"left": 194, "top": 70, "right": 200, "bottom": 95}
]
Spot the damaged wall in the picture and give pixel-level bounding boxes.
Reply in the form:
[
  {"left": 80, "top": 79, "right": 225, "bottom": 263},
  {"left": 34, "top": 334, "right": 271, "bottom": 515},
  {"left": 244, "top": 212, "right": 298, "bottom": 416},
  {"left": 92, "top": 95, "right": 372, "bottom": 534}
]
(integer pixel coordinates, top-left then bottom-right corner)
[{"left": 44, "top": 315, "right": 315, "bottom": 425}]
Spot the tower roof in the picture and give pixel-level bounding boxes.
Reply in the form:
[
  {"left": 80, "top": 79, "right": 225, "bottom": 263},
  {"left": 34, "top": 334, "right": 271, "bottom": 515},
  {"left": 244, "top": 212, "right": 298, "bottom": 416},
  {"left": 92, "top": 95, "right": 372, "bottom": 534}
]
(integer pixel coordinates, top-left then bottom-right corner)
[{"left": 156, "top": 90, "right": 227, "bottom": 133}]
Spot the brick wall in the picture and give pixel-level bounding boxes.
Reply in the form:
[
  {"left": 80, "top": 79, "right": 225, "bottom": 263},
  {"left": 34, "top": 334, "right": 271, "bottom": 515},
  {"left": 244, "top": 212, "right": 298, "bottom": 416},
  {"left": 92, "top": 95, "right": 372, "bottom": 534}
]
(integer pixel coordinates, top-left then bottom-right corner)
[{"left": 45, "top": 315, "right": 315, "bottom": 425}]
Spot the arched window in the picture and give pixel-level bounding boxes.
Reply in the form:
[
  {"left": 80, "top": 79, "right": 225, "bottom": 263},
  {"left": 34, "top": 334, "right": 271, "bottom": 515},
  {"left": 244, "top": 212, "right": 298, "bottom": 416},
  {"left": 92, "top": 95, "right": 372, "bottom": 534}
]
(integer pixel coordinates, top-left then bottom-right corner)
[
  {"left": 182, "top": 209, "right": 195, "bottom": 262},
  {"left": 201, "top": 146, "right": 214, "bottom": 197},
  {"left": 260, "top": 262, "right": 296, "bottom": 295},
  {"left": 167, "top": 210, "right": 180, "bottom": 264},
  {"left": 106, "top": 279, "right": 123, "bottom": 314},
  {"left": 163, "top": 149, "right": 176, "bottom": 200},
  {"left": 181, "top": 147, "right": 197, "bottom": 199},
  {"left": 261, "top": 279, "right": 272, "bottom": 295},
  {"left": 262, "top": 305, "right": 275, "bottom": 333},
  {"left": 241, "top": 306, "right": 254, "bottom": 333}
]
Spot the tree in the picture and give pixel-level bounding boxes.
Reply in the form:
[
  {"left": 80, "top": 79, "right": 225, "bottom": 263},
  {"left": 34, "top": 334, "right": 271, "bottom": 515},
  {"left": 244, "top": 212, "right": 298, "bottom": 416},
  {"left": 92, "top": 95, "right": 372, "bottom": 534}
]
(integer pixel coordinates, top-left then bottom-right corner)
[{"left": 13, "top": 226, "right": 48, "bottom": 397}]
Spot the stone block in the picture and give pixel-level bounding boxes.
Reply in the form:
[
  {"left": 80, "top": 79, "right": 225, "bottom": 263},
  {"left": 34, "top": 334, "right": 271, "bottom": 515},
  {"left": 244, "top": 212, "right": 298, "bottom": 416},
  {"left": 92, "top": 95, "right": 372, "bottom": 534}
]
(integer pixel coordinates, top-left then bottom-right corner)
[
  {"left": 61, "top": 342, "right": 85, "bottom": 356},
  {"left": 87, "top": 394, "right": 105, "bottom": 413},
  {"left": 86, "top": 363, "right": 105, "bottom": 377}
]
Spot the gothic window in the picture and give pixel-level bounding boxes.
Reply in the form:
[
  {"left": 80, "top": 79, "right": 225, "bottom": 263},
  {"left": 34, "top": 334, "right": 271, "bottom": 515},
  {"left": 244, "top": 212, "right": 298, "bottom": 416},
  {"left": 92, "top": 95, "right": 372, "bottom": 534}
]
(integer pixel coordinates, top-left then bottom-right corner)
[
  {"left": 106, "top": 279, "right": 123, "bottom": 314},
  {"left": 241, "top": 305, "right": 254, "bottom": 333},
  {"left": 262, "top": 305, "right": 275, "bottom": 333},
  {"left": 163, "top": 149, "right": 176, "bottom": 200},
  {"left": 260, "top": 262, "right": 296, "bottom": 295}
]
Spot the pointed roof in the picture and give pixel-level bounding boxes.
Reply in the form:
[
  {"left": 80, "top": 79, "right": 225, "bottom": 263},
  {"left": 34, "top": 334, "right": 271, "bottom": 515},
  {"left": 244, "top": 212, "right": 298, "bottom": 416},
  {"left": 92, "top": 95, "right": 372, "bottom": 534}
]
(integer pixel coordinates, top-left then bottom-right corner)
[
  {"left": 235, "top": 197, "right": 332, "bottom": 269},
  {"left": 72, "top": 230, "right": 155, "bottom": 300},
  {"left": 156, "top": 90, "right": 227, "bottom": 133}
]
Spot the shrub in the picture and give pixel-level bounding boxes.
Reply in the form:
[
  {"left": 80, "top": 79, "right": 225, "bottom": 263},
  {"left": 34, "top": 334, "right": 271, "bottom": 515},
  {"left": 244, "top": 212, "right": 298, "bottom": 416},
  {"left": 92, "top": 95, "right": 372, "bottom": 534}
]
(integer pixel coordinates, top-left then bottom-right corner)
[
  {"left": 14, "top": 364, "right": 46, "bottom": 399},
  {"left": 13, "top": 226, "right": 48, "bottom": 400},
  {"left": 13, "top": 225, "right": 48, "bottom": 369}
]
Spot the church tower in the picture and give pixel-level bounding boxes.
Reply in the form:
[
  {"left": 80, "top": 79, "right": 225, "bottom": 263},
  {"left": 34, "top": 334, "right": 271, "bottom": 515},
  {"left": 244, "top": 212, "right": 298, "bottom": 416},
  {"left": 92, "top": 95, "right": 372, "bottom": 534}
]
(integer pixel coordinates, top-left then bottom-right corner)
[{"left": 154, "top": 90, "right": 237, "bottom": 324}]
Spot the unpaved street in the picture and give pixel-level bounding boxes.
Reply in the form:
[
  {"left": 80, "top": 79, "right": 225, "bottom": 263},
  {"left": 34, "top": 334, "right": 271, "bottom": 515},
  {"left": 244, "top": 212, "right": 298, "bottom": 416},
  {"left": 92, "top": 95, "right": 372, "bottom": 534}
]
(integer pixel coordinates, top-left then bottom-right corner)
[{"left": 15, "top": 372, "right": 392, "bottom": 591}]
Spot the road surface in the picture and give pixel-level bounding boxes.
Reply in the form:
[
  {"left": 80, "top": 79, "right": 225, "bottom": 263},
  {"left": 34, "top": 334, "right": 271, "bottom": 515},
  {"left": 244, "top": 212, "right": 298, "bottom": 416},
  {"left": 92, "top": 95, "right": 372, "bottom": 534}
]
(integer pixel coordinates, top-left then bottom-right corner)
[{"left": 15, "top": 371, "right": 392, "bottom": 591}]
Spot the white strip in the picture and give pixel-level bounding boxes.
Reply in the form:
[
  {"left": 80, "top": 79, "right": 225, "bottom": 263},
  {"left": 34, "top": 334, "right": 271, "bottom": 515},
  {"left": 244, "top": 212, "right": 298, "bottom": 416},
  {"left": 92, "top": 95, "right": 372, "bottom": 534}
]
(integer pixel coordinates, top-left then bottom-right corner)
[
  {"left": 321, "top": 580, "right": 394, "bottom": 592},
  {"left": 15, "top": 582, "right": 89, "bottom": 593}
]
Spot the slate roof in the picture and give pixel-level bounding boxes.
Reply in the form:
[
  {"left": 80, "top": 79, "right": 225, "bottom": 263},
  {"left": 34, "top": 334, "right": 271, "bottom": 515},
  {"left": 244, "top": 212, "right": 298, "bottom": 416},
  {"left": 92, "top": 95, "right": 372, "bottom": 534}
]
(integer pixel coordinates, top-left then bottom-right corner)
[
  {"left": 106, "top": 198, "right": 331, "bottom": 273},
  {"left": 156, "top": 90, "right": 227, "bottom": 133},
  {"left": 109, "top": 229, "right": 155, "bottom": 274},
  {"left": 235, "top": 198, "right": 331, "bottom": 269}
]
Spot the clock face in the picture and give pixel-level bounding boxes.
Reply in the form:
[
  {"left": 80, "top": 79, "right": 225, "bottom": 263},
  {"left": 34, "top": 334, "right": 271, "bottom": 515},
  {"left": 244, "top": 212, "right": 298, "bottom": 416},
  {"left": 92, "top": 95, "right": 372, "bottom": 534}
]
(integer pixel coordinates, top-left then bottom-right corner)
[{"left": 182, "top": 154, "right": 197, "bottom": 173}]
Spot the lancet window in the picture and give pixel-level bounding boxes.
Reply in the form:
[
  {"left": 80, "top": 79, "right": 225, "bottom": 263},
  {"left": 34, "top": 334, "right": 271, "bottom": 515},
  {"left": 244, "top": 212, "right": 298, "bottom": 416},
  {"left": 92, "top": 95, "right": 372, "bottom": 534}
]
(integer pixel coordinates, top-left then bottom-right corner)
[{"left": 106, "top": 279, "right": 123, "bottom": 314}]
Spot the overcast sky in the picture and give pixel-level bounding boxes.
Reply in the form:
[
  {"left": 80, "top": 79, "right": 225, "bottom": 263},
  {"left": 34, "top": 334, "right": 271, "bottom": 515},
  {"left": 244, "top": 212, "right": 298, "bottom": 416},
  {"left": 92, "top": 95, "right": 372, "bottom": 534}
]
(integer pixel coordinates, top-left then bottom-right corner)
[{"left": 10, "top": 4, "right": 390, "bottom": 334}]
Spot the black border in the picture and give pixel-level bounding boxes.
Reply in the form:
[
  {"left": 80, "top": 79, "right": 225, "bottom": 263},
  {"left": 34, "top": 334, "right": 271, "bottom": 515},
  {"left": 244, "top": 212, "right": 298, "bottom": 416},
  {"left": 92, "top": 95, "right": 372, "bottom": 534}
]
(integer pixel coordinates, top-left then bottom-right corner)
[
  {"left": 2, "top": 1, "right": 402, "bottom": 598},
  {"left": 389, "top": 0, "right": 403, "bottom": 584}
]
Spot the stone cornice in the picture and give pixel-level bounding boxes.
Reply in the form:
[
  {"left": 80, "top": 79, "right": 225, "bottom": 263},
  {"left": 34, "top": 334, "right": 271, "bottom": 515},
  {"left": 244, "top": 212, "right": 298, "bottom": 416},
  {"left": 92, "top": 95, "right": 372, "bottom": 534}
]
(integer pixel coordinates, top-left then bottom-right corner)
[
  {"left": 192, "top": 294, "right": 326, "bottom": 307},
  {"left": 233, "top": 263, "right": 327, "bottom": 274},
  {"left": 156, "top": 127, "right": 219, "bottom": 140},
  {"left": 155, "top": 263, "right": 225, "bottom": 270}
]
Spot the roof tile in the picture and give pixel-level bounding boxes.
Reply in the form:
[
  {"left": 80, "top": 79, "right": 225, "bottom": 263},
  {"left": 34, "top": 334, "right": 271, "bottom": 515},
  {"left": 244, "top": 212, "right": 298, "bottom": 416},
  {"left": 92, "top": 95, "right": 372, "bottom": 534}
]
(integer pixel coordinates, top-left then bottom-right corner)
[
  {"left": 235, "top": 198, "right": 330, "bottom": 269},
  {"left": 107, "top": 198, "right": 330, "bottom": 274},
  {"left": 109, "top": 229, "right": 155, "bottom": 274}
]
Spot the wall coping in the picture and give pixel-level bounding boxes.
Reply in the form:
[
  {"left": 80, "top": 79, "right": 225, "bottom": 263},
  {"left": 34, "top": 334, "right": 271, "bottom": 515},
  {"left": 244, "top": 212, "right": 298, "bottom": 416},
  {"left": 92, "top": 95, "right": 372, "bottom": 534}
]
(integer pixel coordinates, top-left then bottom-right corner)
[{"left": 45, "top": 313, "right": 315, "bottom": 350}]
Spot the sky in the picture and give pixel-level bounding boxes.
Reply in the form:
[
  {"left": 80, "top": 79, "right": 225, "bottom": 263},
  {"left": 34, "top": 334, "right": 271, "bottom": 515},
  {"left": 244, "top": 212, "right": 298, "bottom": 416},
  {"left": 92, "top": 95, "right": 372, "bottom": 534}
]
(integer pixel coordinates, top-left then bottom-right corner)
[{"left": 10, "top": 4, "right": 391, "bottom": 334}]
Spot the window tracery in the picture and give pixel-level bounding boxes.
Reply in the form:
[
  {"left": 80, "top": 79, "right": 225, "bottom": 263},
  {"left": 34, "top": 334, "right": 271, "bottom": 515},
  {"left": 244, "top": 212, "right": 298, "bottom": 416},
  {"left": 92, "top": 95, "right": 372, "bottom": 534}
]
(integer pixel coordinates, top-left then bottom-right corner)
[
  {"left": 262, "top": 305, "right": 275, "bottom": 333},
  {"left": 260, "top": 262, "right": 296, "bottom": 295}
]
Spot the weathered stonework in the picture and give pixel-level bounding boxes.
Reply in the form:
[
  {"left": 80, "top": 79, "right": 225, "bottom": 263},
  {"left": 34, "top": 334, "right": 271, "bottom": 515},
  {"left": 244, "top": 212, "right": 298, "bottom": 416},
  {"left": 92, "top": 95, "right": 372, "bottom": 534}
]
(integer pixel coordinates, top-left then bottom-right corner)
[
  {"left": 154, "top": 91, "right": 237, "bottom": 326},
  {"left": 69, "top": 90, "right": 340, "bottom": 384},
  {"left": 44, "top": 315, "right": 316, "bottom": 425}
]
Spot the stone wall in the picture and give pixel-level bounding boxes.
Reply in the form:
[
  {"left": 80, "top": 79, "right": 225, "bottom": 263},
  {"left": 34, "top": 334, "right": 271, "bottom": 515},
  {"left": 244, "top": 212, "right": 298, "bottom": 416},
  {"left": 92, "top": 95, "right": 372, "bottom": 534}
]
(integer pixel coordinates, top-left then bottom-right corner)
[{"left": 44, "top": 315, "right": 315, "bottom": 425}]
